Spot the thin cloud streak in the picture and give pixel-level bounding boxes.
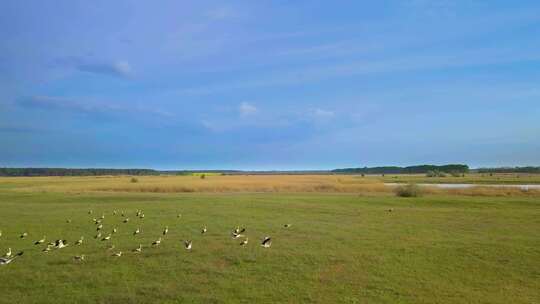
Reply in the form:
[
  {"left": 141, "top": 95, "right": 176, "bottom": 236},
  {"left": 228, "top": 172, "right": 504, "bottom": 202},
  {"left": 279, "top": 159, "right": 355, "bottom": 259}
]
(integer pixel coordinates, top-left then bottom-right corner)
[{"left": 16, "top": 96, "right": 173, "bottom": 118}]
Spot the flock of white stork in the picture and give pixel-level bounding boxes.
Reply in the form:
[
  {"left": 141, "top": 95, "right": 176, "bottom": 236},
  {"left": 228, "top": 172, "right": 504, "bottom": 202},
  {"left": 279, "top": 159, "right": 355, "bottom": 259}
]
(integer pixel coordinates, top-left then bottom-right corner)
[{"left": 1, "top": 209, "right": 289, "bottom": 266}]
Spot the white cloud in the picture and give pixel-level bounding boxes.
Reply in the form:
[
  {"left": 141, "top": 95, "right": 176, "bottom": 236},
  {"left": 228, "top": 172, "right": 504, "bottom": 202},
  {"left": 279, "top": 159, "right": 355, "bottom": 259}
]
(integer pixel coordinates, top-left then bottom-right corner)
[
  {"left": 17, "top": 95, "right": 172, "bottom": 118},
  {"left": 57, "top": 57, "right": 134, "bottom": 78},
  {"left": 239, "top": 102, "right": 258, "bottom": 116},
  {"left": 310, "top": 108, "right": 335, "bottom": 120}
]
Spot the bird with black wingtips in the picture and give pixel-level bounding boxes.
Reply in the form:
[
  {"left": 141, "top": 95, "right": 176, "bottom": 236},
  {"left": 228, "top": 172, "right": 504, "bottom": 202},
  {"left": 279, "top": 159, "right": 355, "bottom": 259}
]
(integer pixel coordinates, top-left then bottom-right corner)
[
  {"left": 112, "top": 228, "right": 118, "bottom": 234},
  {"left": 163, "top": 226, "right": 168, "bottom": 236},
  {"left": 152, "top": 237, "right": 162, "bottom": 247},
  {"left": 123, "top": 218, "right": 130, "bottom": 223},
  {"left": 112, "top": 251, "right": 122, "bottom": 257},
  {"left": 42, "top": 245, "right": 52, "bottom": 253},
  {"left": 107, "top": 244, "right": 115, "bottom": 251},
  {"left": 95, "top": 232, "right": 102, "bottom": 239},
  {"left": 0, "top": 251, "right": 23, "bottom": 266},
  {"left": 73, "top": 255, "right": 85, "bottom": 262},
  {"left": 201, "top": 226, "right": 207, "bottom": 234},
  {"left": 75, "top": 236, "right": 84, "bottom": 246},
  {"left": 133, "top": 228, "right": 140, "bottom": 236},
  {"left": 283, "top": 224, "right": 292, "bottom": 228},
  {"left": 101, "top": 234, "right": 111, "bottom": 241},
  {"left": 231, "top": 232, "right": 244, "bottom": 239},
  {"left": 240, "top": 238, "right": 249, "bottom": 246},
  {"left": 97, "top": 224, "right": 103, "bottom": 231},
  {"left": 34, "top": 236, "right": 46, "bottom": 245},
  {"left": 261, "top": 236, "right": 272, "bottom": 248},
  {"left": 184, "top": 240, "right": 192, "bottom": 250},
  {"left": 55, "top": 239, "right": 68, "bottom": 249},
  {"left": 4, "top": 247, "right": 12, "bottom": 258},
  {"left": 20, "top": 232, "right": 28, "bottom": 239}
]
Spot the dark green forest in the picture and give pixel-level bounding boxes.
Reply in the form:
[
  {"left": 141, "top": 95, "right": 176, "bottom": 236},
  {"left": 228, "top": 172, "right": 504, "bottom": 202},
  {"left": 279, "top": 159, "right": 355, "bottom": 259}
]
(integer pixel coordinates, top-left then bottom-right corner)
[{"left": 332, "top": 164, "right": 470, "bottom": 174}]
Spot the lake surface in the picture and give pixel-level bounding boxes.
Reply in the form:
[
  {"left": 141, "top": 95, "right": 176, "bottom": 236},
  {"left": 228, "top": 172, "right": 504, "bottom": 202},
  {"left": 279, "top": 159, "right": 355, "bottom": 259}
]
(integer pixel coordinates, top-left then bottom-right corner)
[{"left": 384, "top": 183, "right": 540, "bottom": 190}]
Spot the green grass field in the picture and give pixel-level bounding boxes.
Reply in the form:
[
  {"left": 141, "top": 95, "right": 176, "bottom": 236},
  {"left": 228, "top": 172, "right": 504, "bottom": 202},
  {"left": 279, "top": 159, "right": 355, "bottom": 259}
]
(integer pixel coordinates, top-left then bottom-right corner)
[{"left": 0, "top": 179, "right": 539, "bottom": 303}]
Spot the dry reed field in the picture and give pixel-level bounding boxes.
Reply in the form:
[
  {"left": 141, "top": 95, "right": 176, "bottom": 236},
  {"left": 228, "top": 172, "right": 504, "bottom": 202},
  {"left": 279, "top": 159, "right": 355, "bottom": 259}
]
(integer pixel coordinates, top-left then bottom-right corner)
[{"left": 1, "top": 174, "right": 539, "bottom": 197}]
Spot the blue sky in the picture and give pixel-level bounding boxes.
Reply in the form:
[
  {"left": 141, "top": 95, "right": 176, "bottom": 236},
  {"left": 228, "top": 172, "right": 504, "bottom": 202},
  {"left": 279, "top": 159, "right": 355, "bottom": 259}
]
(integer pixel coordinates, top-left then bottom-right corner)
[{"left": 1, "top": 0, "right": 539, "bottom": 170}]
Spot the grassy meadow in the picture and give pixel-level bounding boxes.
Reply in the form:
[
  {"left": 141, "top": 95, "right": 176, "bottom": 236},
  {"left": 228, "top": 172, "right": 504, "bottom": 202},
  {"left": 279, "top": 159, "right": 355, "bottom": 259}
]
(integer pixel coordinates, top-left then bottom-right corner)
[{"left": 0, "top": 176, "right": 539, "bottom": 303}]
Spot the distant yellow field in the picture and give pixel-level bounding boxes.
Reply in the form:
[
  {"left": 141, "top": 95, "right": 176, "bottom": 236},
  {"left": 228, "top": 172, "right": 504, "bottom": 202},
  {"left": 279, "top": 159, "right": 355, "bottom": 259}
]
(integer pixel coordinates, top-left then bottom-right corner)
[{"left": 1, "top": 174, "right": 539, "bottom": 196}]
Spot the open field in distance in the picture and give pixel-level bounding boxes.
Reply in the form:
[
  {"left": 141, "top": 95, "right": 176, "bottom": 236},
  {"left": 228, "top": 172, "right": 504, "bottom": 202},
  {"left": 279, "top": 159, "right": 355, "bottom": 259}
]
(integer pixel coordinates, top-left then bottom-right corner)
[{"left": 1, "top": 174, "right": 540, "bottom": 197}]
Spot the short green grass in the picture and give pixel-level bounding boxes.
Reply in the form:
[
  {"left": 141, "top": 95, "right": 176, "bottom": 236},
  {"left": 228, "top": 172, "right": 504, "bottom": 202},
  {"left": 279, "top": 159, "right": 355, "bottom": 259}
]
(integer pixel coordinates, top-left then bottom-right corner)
[{"left": 0, "top": 187, "right": 539, "bottom": 303}]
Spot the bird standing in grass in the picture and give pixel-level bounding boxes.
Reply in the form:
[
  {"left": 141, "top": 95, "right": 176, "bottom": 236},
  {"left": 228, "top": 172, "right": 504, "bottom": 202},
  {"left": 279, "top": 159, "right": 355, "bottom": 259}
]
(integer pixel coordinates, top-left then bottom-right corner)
[
  {"left": 231, "top": 232, "right": 244, "bottom": 239},
  {"left": 123, "top": 218, "right": 130, "bottom": 223},
  {"left": 95, "top": 232, "right": 102, "bottom": 239},
  {"left": 283, "top": 224, "right": 292, "bottom": 228},
  {"left": 240, "top": 238, "right": 249, "bottom": 246},
  {"left": 201, "top": 226, "right": 207, "bottom": 234},
  {"left": 73, "top": 255, "right": 85, "bottom": 262},
  {"left": 42, "top": 245, "right": 52, "bottom": 253},
  {"left": 112, "top": 227, "right": 118, "bottom": 234},
  {"left": 261, "top": 236, "right": 272, "bottom": 248},
  {"left": 4, "top": 248, "right": 12, "bottom": 258},
  {"left": 112, "top": 251, "right": 122, "bottom": 257},
  {"left": 97, "top": 224, "right": 103, "bottom": 231},
  {"left": 34, "top": 236, "right": 46, "bottom": 245},
  {"left": 66, "top": 219, "right": 72, "bottom": 223},
  {"left": 107, "top": 244, "right": 115, "bottom": 251},
  {"left": 0, "top": 230, "right": 2, "bottom": 238},
  {"left": 133, "top": 228, "right": 140, "bottom": 236},
  {"left": 20, "top": 232, "right": 28, "bottom": 239},
  {"left": 75, "top": 237, "right": 84, "bottom": 246},
  {"left": 133, "top": 244, "right": 142, "bottom": 253},
  {"left": 101, "top": 234, "right": 111, "bottom": 241},
  {"left": 55, "top": 239, "right": 68, "bottom": 249},
  {"left": 163, "top": 226, "right": 168, "bottom": 236},
  {"left": 0, "top": 251, "right": 23, "bottom": 265},
  {"left": 152, "top": 237, "right": 162, "bottom": 247},
  {"left": 184, "top": 240, "right": 192, "bottom": 250}
]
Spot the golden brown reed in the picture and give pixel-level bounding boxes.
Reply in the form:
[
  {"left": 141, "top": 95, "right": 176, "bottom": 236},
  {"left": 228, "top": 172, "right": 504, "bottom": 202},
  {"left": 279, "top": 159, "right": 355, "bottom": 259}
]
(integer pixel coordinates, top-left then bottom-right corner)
[{"left": 1, "top": 175, "right": 539, "bottom": 197}]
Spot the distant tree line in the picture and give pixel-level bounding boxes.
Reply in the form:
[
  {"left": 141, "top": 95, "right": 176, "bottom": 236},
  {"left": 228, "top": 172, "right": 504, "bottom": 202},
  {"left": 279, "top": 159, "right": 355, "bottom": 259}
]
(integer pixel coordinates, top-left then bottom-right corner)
[
  {"left": 476, "top": 167, "right": 540, "bottom": 174},
  {"left": 0, "top": 168, "right": 160, "bottom": 177},
  {"left": 332, "top": 164, "right": 470, "bottom": 174}
]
